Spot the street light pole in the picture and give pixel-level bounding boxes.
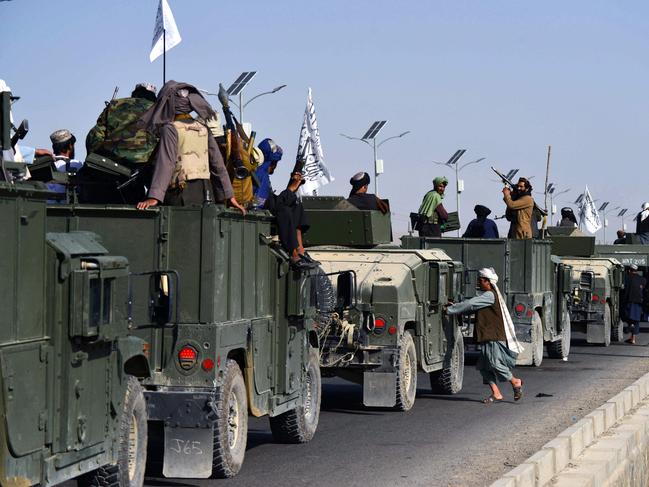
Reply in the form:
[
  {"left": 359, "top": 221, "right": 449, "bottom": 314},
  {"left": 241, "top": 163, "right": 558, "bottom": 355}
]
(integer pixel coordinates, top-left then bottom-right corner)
[{"left": 373, "top": 138, "right": 378, "bottom": 195}]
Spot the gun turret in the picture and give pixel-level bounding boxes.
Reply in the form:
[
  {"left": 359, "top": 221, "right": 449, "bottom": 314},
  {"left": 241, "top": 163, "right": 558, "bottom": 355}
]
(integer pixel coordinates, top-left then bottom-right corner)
[{"left": 10, "top": 119, "right": 28, "bottom": 148}]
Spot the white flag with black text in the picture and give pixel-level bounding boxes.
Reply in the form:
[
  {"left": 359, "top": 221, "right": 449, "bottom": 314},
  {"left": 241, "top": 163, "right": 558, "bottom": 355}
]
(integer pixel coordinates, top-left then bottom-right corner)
[
  {"left": 297, "top": 88, "right": 333, "bottom": 196},
  {"left": 578, "top": 186, "right": 602, "bottom": 234},
  {"left": 150, "top": 0, "right": 182, "bottom": 62}
]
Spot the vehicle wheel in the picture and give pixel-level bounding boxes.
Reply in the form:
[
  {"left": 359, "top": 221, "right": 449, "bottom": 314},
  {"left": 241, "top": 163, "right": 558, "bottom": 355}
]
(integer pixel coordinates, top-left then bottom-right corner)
[
  {"left": 611, "top": 314, "right": 624, "bottom": 342},
  {"left": 395, "top": 331, "right": 417, "bottom": 411},
  {"left": 429, "top": 326, "right": 464, "bottom": 394},
  {"left": 531, "top": 312, "right": 544, "bottom": 367},
  {"left": 601, "top": 304, "right": 612, "bottom": 347},
  {"left": 269, "top": 348, "right": 321, "bottom": 443},
  {"left": 546, "top": 309, "right": 571, "bottom": 359},
  {"left": 212, "top": 360, "right": 248, "bottom": 478},
  {"left": 78, "top": 377, "right": 147, "bottom": 487}
]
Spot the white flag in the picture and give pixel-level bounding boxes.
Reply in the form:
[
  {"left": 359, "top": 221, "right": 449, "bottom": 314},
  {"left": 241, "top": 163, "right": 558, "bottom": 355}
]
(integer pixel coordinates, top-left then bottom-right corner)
[
  {"left": 297, "top": 88, "right": 333, "bottom": 196},
  {"left": 149, "top": 0, "right": 182, "bottom": 62},
  {"left": 578, "top": 186, "right": 602, "bottom": 234}
]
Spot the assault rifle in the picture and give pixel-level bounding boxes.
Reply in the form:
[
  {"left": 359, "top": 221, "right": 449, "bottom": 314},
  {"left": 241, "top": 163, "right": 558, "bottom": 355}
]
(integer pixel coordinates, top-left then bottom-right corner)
[
  {"left": 217, "top": 84, "right": 249, "bottom": 180},
  {"left": 491, "top": 166, "right": 548, "bottom": 216}
]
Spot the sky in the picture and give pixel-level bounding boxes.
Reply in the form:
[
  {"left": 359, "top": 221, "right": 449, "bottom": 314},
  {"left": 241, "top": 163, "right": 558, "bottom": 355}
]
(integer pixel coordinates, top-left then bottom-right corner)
[{"left": 2, "top": 0, "right": 648, "bottom": 242}]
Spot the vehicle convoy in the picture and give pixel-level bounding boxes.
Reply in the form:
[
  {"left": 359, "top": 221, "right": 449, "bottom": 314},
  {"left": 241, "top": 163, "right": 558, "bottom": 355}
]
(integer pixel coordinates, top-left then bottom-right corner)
[
  {"left": 402, "top": 235, "right": 574, "bottom": 365},
  {"left": 303, "top": 197, "right": 466, "bottom": 411},
  {"left": 45, "top": 193, "right": 324, "bottom": 479},
  {"left": 549, "top": 227, "right": 625, "bottom": 345}
]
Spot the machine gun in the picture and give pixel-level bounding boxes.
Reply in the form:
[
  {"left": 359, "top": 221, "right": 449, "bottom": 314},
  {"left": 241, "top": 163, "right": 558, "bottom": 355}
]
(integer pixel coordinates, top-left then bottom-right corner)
[
  {"left": 217, "top": 84, "right": 249, "bottom": 180},
  {"left": 491, "top": 166, "right": 548, "bottom": 217},
  {"left": 10, "top": 119, "right": 28, "bottom": 148},
  {"left": 292, "top": 143, "right": 307, "bottom": 187}
]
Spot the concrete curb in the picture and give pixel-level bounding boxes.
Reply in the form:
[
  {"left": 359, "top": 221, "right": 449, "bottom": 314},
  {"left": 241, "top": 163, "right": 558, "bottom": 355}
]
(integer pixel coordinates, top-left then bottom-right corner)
[{"left": 490, "top": 372, "right": 649, "bottom": 487}]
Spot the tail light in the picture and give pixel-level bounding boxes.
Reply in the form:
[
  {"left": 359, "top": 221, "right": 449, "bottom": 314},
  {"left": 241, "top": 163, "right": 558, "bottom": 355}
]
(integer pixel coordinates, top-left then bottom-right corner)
[
  {"left": 178, "top": 345, "right": 198, "bottom": 370},
  {"left": 202, "top": 358, "right": 215, "bottom": 371},
  {"left": 374, "top": 317, "right": 386, "bottom": 335},
  {"left": 388, "top": 326, "right": 397, "bottom": 335},
  {"left": 592, "top": 294, "right": 600, "bottom": 302},
  {"left": 514, "top": 303, "right": 526, "bottom": 316}
]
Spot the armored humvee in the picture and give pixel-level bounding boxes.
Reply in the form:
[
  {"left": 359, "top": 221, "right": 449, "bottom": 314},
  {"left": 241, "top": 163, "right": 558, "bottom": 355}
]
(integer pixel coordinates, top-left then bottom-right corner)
[
  {"left": 0, "top": 180, "right": 150, "bottom": 487},
  {"left": 46, "top": 201, "right": 324, "bottom": 479},
  {"left": 402, "top": 235, "right": 573, "bottom": 365},
  {"left": 303, "top": 197, "right": 465, "bottom": 411},
  {"left": 550, "top": 228, "right": 625, "bottom": 345},
  {"left": 1, "top": 91, "right": 150, "bottom": 486}
]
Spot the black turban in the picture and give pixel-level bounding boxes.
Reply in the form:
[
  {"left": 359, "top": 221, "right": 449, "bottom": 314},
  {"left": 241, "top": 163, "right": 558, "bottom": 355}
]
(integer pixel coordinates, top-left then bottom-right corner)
[
  {"left": 349, "top": 171, "right": 370, "bottom": 196},
  {"left": 474, "top": 205, "right": 491, "bottom": 218}
]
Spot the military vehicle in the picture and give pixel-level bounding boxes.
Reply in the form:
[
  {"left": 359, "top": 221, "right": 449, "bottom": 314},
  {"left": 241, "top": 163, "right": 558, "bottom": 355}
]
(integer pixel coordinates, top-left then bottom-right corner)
[
  {"left": 46, "top": 199, "right": 326, "bottom": 479},
  {"left": 1, "top": 91, "right": 150, "bottom": 487},
  {"left": 402, "top": 235, "right": 573, "bottom": 365},
  {"left": 303, "top": 197, "right": 465, "bottom": 411},
  {"left": 550, "top": 228, "right": 625, "bottom": 345},
  {"left": 595, "top": 242, "right": 649, "bottom": 269}
]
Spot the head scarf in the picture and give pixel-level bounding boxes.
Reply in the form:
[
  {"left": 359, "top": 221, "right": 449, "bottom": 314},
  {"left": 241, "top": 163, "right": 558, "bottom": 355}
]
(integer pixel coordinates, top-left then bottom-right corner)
[
  {"left": 349, "top": 171, "right": 370, "bottom": 196},
  {"left": 560, "top": 207, "right": 578, "bottom": 225},
  {"left": 139, "top": 80, "right": 216, "bottom": 134},
  {"left": 474, "top": 205, "right": 491, "bottom": 218},
  {"left": 477, "top": 267, "right": 524, "bottom": 354},
  {"left": 433, "top": 176, "right": 448, "bottom": 187},
  {"left": 640, "top": 202, "right": 649, "bottom": 223},
  {"left": 258, "top": 138, "right": 283, "bottom": 163}
]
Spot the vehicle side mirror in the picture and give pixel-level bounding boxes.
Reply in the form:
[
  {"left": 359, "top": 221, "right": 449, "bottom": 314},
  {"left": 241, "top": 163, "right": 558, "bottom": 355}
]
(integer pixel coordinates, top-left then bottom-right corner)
[{"left": 336, "top": 271, "right": 355, "bottom": 309}]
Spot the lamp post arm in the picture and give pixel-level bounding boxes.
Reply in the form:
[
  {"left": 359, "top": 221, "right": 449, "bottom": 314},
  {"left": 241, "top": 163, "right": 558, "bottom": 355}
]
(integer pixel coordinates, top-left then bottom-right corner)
[
  {"left": 458, "top": 157, "right": 486, "bottom": 171},
  {"left": 339, "top": 133, "right": 372, "bottom": 147},
  {"left": 243, "top": 85, "right": 286, "bottom": 109},
  {"left": 377, "top": 131, "right": 410, "bottom": 148}
]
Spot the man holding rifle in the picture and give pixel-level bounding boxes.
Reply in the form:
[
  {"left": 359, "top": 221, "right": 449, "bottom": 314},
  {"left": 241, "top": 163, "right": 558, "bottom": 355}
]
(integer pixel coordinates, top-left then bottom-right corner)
[{"left": 503, "top": 177, "right": 535, "bottom": 239}]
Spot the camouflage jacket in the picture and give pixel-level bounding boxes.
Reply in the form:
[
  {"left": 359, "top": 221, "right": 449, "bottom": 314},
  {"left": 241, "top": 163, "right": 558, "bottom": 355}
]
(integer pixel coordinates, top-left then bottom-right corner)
[{"left": 85, "top": 97, "right": 158, "bottom": 165}]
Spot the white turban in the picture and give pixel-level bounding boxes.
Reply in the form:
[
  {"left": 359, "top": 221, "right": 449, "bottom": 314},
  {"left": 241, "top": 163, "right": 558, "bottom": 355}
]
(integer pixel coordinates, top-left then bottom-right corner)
[
  {"left": 640, "top": 203, "right": 649, "bottom": 223},
  {"left": 478, "top": 267, "right": 523, "bottom": 354},
  {"left": 478, "top": 267, "right": 498, "bottom": 284}
]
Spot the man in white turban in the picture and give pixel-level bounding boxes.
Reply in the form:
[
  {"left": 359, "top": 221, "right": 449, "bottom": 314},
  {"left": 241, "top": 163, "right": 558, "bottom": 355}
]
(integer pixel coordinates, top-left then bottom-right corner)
[{"left": 446, "top": 267, "right": 524, "bottom": 403}]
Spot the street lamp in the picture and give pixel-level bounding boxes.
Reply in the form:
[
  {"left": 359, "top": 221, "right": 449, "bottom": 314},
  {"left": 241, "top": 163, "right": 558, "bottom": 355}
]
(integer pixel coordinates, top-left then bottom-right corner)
[
  {"left": 546, "top": 184, "right": 571, "bottom": 225},
  {"left": 598, "top": 202, "right": 620, "bottom": 243},
  {"left": 618, "top": 208, "right": 629, "bottom": 232},
  {"left": 339, "top": 122, "right": 410, "bottom": 194},
  {"left": 433, "top": 150, "right": 486, "bottom": 236}
]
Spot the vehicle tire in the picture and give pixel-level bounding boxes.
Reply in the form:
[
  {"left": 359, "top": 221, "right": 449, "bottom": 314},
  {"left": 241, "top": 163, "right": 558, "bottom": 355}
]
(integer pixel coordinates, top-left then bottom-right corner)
[
  {"left": 269, "top": 348, "right": 321, "bottom": 443},
  {"left": 429, "top": 326, "right": 464, "bottom": 394},
  {"left": 395, "top": 331, "right": 417, "bottom": 411},
  {"left": 312, "top": 267, "right": 336, "bottom": 327},
  {"left": 531, "top": 312, "right": 544, "bottom": 367},
  {"left": 601, "top": 304, "right": 612, "bottom": 347},
  {"left": 212, "top": 360, "right": 248, "bottom": 479},
  {"left": 611, "top": 315, "right": 624, "bottom": 343},
  {"left": 78, "top": 377, "right": 147, "bottom": 487},
  {"left": 546, "top": 309, "right": 571, "bottom": 359}
]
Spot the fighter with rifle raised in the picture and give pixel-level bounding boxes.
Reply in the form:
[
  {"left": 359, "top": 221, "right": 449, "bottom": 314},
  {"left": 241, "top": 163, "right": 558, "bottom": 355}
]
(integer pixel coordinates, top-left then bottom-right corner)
[{"left": 492, "top": 166, "right": 546, "bottom": 239}]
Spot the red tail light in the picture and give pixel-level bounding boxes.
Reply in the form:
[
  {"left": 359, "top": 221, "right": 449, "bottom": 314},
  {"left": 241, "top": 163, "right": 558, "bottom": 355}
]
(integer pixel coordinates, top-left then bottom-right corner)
[
  {"left": 388, "top": 326, "right": 397, "bottom": 335},
  {"left": 514, "top": 304, "right": 525, "bottom": 314},
  {"left": 592, "top": 294, "right": 599, "bottom": 302},
  {"left": 526, "top": 310, "right": 533, "bottom": 318},
  {"left": 178, "top": 346, "right": 198, "bottom": 370},
  {"left": 202, "top": 358, "right": 215, "bottom": 371},
  {"left": 374, "top": 317, "right": 386, "bottom": 334}
]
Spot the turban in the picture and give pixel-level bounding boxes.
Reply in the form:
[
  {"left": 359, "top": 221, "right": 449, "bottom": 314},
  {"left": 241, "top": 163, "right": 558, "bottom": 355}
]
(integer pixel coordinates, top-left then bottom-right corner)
[
  {"left": 433, "top": 176, "right": 448, "bottom": 186},
  {"left": 258, "top": 138, "right": 283, "bottom": 163},
  {"left": 474, "top": 205, "right": 491, "bottom": 218},
  {"left": 349, "top": 171, "right": 370, "bottom": 196},
  {"left": 478, "top": 267, "right": 499, "bottom": 284}
]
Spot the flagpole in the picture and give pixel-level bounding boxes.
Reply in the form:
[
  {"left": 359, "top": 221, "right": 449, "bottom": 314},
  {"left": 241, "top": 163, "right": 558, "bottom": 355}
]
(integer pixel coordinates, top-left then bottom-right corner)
[{"left": 163, "top": 28, "right": 166, "bottom": 85}]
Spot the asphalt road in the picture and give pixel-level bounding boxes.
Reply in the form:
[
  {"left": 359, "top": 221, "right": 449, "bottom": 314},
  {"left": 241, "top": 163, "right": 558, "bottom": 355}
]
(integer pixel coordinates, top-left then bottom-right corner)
[{"left": 64, "top": 328, "right": 649, "bottom": 487}]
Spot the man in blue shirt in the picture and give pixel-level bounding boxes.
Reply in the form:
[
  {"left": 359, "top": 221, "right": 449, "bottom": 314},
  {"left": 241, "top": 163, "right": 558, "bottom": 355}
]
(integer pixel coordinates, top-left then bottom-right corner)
[
  {"left": 463, "top": 205, "right": 499, "bottom": 238},
  {"left": 254, "top": 138, "right": 283, "bottom": 209}
]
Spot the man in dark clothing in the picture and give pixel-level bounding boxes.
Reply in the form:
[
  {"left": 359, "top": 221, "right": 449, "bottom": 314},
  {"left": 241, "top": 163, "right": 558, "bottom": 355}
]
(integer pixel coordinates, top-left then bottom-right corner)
[
  {"left": 463, "top": 205, "right": 499, "bottom": 238},
  {"left": 558, "top": 207, "right": 578, "bottom": 227},
  {"left": 275, "top": 171, "right": 313, "bottom": 267},
  {"left": 635, "top": 203, "right": 649, "bottom": 244},
  {"left": 136, "top": 81, "right": 243, "bottom": 212},
  {"left": 623, "top": 265, "right": 646, "bottom": 344},
  {"left": 346, "top": 172, "right": 389, "bottom": 213},
  {"left": 614, "top": 230, "right": 627, "bottom": 244}
]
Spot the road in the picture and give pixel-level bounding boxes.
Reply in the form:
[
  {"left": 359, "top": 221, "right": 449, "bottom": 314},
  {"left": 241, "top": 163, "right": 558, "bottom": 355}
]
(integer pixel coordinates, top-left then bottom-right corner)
[{"left": 63, "top": 330, "right": 649, "bottom": 487}]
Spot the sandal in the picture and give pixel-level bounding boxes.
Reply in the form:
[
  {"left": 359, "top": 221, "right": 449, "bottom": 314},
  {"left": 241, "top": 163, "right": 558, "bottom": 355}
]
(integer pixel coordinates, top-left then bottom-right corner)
[
  {"left": 513, "top": 379, "right": 524, "bottom": 401},
  {"left": 483, "top": 395, "right": 503, "bottom": 404}
]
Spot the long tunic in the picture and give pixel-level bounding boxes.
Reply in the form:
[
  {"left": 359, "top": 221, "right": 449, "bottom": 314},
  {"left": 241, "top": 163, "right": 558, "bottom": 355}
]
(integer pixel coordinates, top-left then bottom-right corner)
[
  {"left": 148, "top": 122, "right": 234, "bottom": 203},
  {"left": 504, "top": 193, "right": 533, "bottom": 239}
]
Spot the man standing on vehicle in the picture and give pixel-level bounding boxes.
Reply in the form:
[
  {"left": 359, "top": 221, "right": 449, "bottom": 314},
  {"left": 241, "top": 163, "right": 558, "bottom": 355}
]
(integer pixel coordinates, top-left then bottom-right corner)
[
  {"left": 623, "top": 264, "right": 646, "bottom": 345},
  {"left": 503, "top": 177, "right": 534, "bottom": 239},
  {"left": 347, "top": 171, "right": 389, "bottom": 213},
  {"left": 446, "top": 267, "right": 524, "bottom": 403},
  {"left": 136, "top": 80, "right": 244, "bottom": 212},
  {"left": 463, "top": 205, "right": 499, "bottom": 238},
  {"left": 416, "top": 176, "right": 449, "bottom": 237}
]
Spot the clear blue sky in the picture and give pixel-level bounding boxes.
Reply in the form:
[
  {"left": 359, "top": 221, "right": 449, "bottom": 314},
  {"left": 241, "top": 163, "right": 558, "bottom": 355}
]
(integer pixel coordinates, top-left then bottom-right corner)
[{"left": 2, "top": 0, "right": 648, "bottom": 241}]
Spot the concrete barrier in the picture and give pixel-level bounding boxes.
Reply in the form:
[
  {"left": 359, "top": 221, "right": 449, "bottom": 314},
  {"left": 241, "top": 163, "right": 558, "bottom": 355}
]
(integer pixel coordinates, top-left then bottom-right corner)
[{"left": 490, "top": 373, "right": 649, "bottom": 487}]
